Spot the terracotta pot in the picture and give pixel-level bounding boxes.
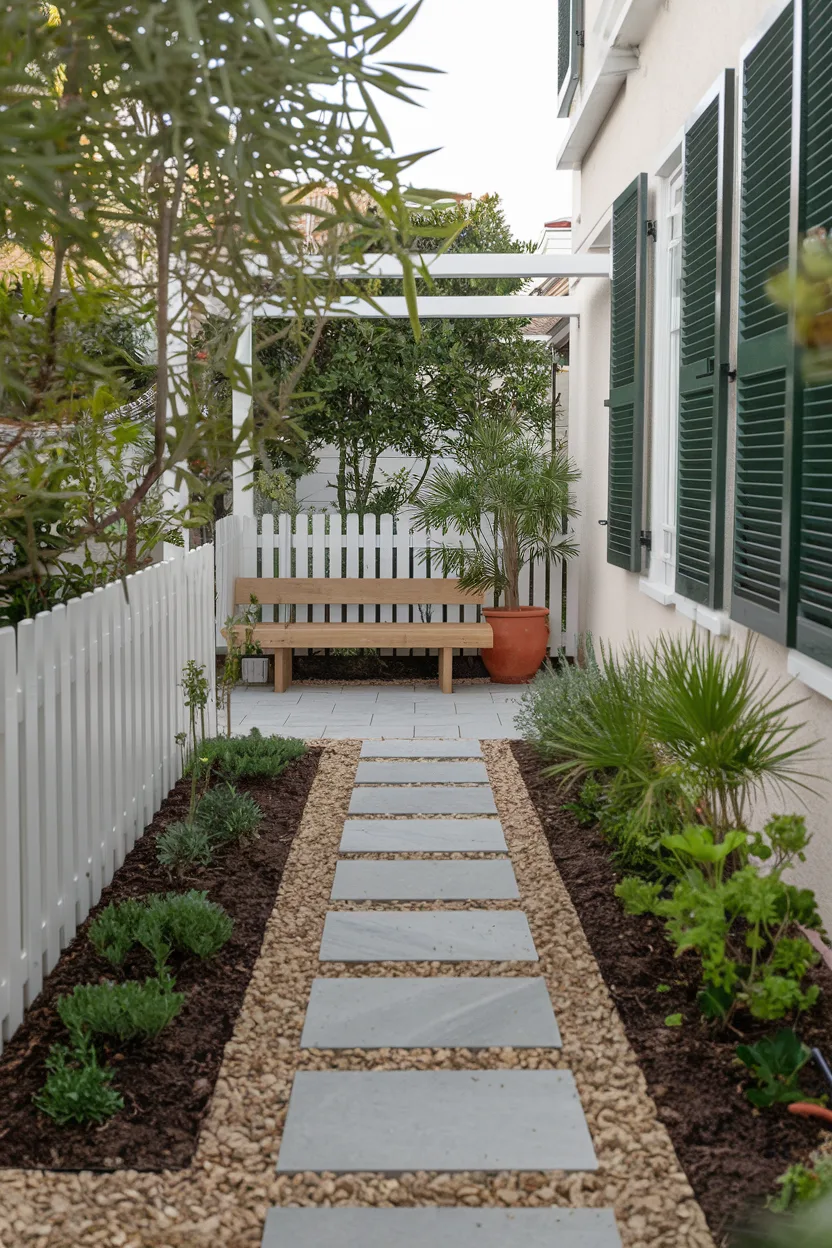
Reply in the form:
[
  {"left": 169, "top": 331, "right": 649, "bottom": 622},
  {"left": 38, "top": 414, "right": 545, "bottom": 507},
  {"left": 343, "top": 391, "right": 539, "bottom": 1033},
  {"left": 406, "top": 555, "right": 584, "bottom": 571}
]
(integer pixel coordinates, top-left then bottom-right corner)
[{"left": 481, "top": 606, "right": 550, "bottom": 684}]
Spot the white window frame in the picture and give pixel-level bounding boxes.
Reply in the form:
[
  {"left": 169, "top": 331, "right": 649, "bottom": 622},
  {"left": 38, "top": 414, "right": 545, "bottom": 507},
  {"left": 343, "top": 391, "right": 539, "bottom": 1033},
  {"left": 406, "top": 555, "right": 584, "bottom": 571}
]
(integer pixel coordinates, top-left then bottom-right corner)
[
  {"left": 639, "top": 151, "right": 730, "bottom": 636},
  {"left": 643, "top": 158, "right": 683, "bottom": 601}
]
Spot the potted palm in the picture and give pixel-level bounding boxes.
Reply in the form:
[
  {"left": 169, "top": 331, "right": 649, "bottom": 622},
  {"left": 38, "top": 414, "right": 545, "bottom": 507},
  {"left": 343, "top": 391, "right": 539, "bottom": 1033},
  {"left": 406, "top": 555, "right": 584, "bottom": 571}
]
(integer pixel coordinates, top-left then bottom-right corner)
[{"left": 415, "top": 417, "right": 579, "bottom": 683}]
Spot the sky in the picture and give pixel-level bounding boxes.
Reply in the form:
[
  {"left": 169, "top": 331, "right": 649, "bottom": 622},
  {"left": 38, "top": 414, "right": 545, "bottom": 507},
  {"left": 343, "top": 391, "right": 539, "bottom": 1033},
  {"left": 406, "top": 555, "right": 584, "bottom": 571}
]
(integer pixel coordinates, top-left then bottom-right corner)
[{"left": 374, "top": 0, "right": 573, "bottom": 245}]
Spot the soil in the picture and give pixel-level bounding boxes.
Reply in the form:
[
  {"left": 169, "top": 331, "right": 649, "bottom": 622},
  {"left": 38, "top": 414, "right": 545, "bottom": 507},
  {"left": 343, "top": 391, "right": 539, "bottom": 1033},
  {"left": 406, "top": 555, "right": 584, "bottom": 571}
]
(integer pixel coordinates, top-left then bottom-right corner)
[
  {"left": 266, "top": 652, "right": 490, "bottom": 683},
  {"left": 0, "top": 749, "right": 321, "bottom": 1173},
  {"left": 511, "top": 741, "right": 831, "bottom": 1244}
]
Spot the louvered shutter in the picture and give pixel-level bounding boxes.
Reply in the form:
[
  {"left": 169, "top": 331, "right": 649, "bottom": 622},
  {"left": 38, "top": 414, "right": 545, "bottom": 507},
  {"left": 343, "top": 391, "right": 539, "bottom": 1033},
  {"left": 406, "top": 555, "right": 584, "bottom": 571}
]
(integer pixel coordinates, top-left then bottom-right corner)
[
  {"left": 731, "top": 1, "right": 796, "bottom": 643},
  {"left": 795, "top": 0, "right": 832, "bottom": 663},
  {"left": 607, "top": 173, "right": 648, "bottom": 572},
  {"left": 676, "top": 72, "right": 735, "bottom": 607},
  {"left": 557, "top": 0, "right": 583, "bottom": 118}
]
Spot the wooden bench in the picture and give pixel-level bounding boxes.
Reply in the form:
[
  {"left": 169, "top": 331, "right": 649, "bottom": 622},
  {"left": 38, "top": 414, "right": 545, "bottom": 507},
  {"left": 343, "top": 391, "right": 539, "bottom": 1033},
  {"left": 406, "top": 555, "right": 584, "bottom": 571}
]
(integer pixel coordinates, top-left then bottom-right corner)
[{"left": 226, "top": 578, "right": 493, "bottom": 694}]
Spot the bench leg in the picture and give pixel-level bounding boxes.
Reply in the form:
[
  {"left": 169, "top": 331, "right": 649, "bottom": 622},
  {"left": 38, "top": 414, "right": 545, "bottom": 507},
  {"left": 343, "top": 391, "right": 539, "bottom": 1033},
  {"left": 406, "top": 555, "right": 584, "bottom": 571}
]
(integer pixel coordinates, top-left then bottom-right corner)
[
  {"left": 439, "top": 647, "right": 453, "bottom": 694},
  {"left": 274, "top": 648, "right": 292, "bottom": 693}
]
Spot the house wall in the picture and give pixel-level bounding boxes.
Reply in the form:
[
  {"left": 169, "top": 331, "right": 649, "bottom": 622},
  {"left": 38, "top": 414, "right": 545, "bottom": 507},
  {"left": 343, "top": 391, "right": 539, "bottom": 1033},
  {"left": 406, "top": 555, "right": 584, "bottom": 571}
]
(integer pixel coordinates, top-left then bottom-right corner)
[{"left": 569, "top": 0, "right": 832, "bottom": 923}]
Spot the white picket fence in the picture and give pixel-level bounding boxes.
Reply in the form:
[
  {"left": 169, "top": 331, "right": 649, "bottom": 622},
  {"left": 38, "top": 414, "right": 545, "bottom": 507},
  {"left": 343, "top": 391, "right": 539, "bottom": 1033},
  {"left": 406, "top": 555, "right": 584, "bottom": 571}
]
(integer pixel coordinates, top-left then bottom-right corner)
[
  {"left": 0, "top": 546, "right": 215, "bottom": 1053},
  {"left": 215, "top": 512, "right": 579, "bottom": 656}
]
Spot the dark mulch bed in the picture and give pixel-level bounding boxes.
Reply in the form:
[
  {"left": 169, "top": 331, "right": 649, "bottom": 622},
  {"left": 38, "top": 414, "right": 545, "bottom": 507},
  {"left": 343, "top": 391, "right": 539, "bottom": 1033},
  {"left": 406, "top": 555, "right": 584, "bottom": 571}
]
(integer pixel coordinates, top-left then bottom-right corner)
[
  {"left": 511, "top": 741, "right": 831, "bottom": 1244},
  {"left": 0, "top": 749, "right": 321, "bottom": 1172},
  {"left": 286, "top": 653, "right": 489, "bottom": 682}
]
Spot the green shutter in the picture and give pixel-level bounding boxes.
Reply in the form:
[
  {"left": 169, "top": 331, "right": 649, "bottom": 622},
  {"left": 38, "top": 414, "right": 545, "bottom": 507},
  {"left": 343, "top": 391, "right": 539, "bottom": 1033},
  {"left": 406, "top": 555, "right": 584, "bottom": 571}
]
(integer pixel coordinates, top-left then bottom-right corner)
[
  {"left": 607, "top": 172, "right": 648, "bottom": 572},
  {"left": 557, "top": 0, "right": 582, "bottom": 118},
  {"left": 795, "top": 0, "right": 832, "bottom": 663},
  {"left": 731, "top": 1, "right": 796, "bottom": 643},
  {"left": 676, "top": 71, "right": 735, "bottom": 607}
]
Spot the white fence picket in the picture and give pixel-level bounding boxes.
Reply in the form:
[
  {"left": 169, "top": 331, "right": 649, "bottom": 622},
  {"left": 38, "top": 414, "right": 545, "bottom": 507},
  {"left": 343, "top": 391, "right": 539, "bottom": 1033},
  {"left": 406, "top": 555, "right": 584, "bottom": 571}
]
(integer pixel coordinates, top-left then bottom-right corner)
[
  {"left": 0, "top": 546, "right": 215, "bottom": 1054},
  {"left": 225, "top": 512, "right": 578, "bottom": 662}
]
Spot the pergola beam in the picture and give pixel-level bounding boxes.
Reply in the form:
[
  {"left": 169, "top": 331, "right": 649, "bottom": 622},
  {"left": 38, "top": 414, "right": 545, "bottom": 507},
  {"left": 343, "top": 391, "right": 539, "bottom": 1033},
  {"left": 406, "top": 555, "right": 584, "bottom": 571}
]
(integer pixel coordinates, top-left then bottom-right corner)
[
  {"left": 247, "top": 252, "right": 610, "bottom": 280},
  {"left": 257, "top": 295, "right": 580, "bottom": 319}
]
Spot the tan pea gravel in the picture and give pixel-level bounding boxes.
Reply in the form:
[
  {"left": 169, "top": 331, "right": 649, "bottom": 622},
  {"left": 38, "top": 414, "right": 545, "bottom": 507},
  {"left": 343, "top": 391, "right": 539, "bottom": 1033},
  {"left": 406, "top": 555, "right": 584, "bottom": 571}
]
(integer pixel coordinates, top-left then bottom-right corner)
[{"left": 0, "top": 738, "right": 713, "bottom": 1248}]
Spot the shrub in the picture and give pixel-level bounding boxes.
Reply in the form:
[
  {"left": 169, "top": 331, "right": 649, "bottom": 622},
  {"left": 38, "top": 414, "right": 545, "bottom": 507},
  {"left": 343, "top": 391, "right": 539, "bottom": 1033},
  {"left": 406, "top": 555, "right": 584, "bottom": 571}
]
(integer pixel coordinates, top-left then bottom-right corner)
[
  {"left": 189, "top": 728, "right": 305, "bottom": 780},
  {"left": 34, "top": 1041, "right": 123, "bottom": 1125},
  {"left": 195, "top": 783, "right": 262, "bottom": 845},
  {"left": 57, "top": 978, "right": 184, "bottom": 1044},
  {"left": 736, "top": 1028, "right": 816, "bottom": 1108},
  {"left": 617, "top": 816, "right": 823, "bottom": 1021},
  {"left": 156, "top": 820, "right": 215, "bottom": 870},
  {"left": 88, "top": 891, "right": 232, "bottom": 973}
]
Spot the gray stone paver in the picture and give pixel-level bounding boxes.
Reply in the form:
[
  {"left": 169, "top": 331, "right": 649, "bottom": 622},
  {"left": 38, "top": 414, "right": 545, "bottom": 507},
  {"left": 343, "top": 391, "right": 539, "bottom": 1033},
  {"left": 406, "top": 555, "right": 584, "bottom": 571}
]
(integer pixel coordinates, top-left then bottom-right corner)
[
  {"left": 340, "top": 817, "right": 507, "bottom": 853},
  {"left": 354, "top": 761, "right": 489, "bottom": 784},
  {"left": 318, "top": 910, "right": 538, "bottom": 962},
  {"left": 330, "top": 859, "right": 519, "bottom": 900},
  {"left": 275, "top": 1070, "right": 597, "bottom": 1173},
  {"left": 348, "top": 786, "right": 498, "bottom": 815},
  {"left": 262, "top": 1207, "right": 622, "bottom": 1247},
  {"left": 360, "top": 739, "right": 482, "bottom": 758},
  {"left": 300, "top": 977, "right": 561, "bottom": 1049}
]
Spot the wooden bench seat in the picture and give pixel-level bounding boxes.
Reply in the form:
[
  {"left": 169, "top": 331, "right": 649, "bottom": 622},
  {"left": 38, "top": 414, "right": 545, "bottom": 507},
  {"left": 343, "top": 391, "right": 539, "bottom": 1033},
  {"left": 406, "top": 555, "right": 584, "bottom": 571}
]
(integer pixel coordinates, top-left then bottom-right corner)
[{"left": 225, "top": 578, "right": 492, "bottom": 693}]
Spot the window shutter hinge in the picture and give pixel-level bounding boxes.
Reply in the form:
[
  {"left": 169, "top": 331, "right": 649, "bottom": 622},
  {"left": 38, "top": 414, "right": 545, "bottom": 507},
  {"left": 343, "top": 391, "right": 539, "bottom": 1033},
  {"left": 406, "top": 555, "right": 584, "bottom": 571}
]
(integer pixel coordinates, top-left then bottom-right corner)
[
  {"left": 722, "top": 362, "right": 738, "bottom": 382},
  {"left": 576, "top": 29, "right": 585, "bottom": 47},
  {"left": 598, "top": 519, "right": 609, "bottom": 527},
  {"left": 639, "top": 530, "right": 652, "bottom": 549},
  {"left": 646, "top": 220, "right": 658, "bottom": 241}
]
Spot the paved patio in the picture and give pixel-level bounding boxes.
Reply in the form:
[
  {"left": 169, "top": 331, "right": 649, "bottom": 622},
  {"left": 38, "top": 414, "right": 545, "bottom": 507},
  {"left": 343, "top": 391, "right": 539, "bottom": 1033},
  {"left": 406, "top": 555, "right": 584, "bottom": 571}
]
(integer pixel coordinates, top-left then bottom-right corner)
[{"left": 228, "top": 682, "right": 523, "bottom": 739}]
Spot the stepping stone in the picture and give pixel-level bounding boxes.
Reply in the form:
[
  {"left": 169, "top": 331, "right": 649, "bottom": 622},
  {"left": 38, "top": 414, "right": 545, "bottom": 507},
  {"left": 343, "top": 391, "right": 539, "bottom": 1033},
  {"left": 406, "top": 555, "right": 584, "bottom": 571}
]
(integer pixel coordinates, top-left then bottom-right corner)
[
  {"left": 275, "top": 1070, "right": 597, "bottom": 1173},
  {"left": 340, "top": 818, "right": 508, "bottom": 853},
  {"left": 262, "top": 1207, "right": 622, "bottom": 1247},
  {"left": 355, "top": 761, "right": 489, "bottom": 784},
  {"left": 300, "top": 976, "right": 561, "bottom": 1048},
  {"left": 349, "top": 786, "right": 497, "bottom": 815},
  {"left": 361, "top": 739, "right": 482, "bottom": 758},
  {"left": 318, "top": 910, "right": 537, "bottom": 962},
  {"left": 330, "top": 860, "right": 519, "bottom": 900}
]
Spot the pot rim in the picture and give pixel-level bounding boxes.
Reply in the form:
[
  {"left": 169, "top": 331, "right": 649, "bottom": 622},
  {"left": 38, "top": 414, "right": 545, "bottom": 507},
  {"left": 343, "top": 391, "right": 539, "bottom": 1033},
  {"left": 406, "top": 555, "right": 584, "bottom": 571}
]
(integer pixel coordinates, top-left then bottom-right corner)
[{"left": 482, "top": 605, "right": 549, "bottom": 619}]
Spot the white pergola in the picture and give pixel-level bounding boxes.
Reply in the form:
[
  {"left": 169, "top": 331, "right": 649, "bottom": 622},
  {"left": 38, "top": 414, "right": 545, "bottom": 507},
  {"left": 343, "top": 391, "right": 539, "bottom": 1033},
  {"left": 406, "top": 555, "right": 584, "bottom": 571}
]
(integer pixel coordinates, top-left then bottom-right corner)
[{"left": 232, "top": 251, "right": 609, "bottom": 514}]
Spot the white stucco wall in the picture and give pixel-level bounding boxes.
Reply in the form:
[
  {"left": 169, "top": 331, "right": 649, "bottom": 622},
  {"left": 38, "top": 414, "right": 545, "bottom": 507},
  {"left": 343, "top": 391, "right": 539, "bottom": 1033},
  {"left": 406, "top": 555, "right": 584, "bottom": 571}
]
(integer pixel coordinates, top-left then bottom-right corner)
[{"left": 569, "top": 0, "right": 832, "bottom": 922}]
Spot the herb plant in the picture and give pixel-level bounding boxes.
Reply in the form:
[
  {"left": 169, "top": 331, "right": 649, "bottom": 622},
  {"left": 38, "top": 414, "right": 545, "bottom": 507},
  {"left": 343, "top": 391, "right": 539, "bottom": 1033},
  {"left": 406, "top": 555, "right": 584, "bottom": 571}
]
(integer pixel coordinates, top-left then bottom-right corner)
[
  {"left": 735, "top": 1028, "right": 816, "bottom": 1108},
  {"left": 195, "top": 784, "right": 262, "bottom": 845},
  {"left": 89, "top": 891, "right": 232, "bottom": 973},
  {"left": 57, "top": 978, "right": 184, "bottom": 1044},
  {"left": 34, "top": 1041, "right": 123, "bottom": 1126},
  {"left": 188, "top": 729, "right": 305, "bottom": 781},
  {"left": 156, "top": 820, "right": 216, "bottom": 870},
  {"left": 768, "top": 1153, "right": 832, "bottom": 1212}
]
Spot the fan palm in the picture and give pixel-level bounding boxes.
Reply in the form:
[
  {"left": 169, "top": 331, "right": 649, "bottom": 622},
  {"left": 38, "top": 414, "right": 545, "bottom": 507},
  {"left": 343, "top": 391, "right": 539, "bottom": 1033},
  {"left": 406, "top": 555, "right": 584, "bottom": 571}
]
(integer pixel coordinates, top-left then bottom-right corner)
[{"left": 414, "top": 416, "right": 579, "bottom": 608}]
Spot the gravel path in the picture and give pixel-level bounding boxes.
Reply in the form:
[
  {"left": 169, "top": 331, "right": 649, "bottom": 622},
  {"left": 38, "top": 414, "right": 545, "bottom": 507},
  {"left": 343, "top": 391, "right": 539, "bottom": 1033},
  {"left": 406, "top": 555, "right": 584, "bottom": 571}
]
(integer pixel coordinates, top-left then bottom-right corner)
[{"left": 0, "top": 740, "right": 713, "bottom": 1248}]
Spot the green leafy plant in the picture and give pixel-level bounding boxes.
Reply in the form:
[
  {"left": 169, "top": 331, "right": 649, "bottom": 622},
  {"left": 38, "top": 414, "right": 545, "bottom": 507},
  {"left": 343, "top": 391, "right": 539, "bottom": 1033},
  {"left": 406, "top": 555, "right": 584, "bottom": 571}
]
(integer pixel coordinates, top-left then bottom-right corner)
[
  {"left": 414, "top": 415, "right": 579, "bottom": 609},
  {"left": 617, "top": 816, "right": 823, "bottom": 1022},
  {"left": 89, "top": 891, "right": 232, "bottom": 974},
  {"left": 195, "top": 784, "right": 262, "bottom": 846},
  {"left": 57, "top": 978, "right": 184, "bottom": 1045},
  {"left": 156, "top": 820, "right": 216, "bottom": 870},
  {"left": 735, "top": 1029, "right": 816, "bottom": 1108},
  {"left": 563, "top": 774, "right": 606, "bottom": 827},
  {"left": 188, "top": 729, "right": 305, "bottom": 781},
  {"left": 34, "top": 1041, "right": 123, "bottom": 1126},
  {"left": 767, "top": 1154, "right": 832, "bottom": 1212}
]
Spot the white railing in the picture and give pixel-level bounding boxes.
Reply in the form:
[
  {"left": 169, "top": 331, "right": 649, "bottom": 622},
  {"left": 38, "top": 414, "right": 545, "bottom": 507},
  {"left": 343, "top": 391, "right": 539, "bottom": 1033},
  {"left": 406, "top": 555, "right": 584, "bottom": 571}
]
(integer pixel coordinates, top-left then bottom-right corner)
[
  {"left": 215, "top": 512, "right": 579, "bottom": 657},
  {"left": 0, "top": 546, "right": 215, "bottom": 1053}
]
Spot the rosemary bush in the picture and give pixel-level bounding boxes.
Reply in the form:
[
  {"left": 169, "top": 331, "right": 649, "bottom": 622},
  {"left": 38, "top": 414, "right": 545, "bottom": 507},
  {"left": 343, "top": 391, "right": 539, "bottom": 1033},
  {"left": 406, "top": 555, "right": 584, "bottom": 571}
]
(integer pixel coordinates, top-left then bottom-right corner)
[
  {"left": 57, "top": 978, "right": 184, "bottom": 1044},
  {"left": 89, "top": 891, "right": 232, "bottom": 974},
  {"left": 34, "top": 1041, "right": 123, "bottom": 1126},
  {"left": 188, "top": 728, "right": 305, "bottom": 781}
]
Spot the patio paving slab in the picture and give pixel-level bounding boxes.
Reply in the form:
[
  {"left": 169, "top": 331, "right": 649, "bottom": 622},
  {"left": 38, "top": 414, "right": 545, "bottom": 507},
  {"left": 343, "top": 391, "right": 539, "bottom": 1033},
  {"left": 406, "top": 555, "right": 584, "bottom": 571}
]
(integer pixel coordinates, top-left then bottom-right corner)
[
  {"left": 340, "top": 817, "right": 507, "bottom": 853},
  {"left": 348, "top": 786, "right": 498, "bottom": 815},
  {"left": 261, "top": 1207, "right": 621, "bottom": 1247},
  {"left": 354, "top": 761, "right": 489, "bottom": 785},
  {"left": 299, "top": 976, "right": 561, "bottom": 1048},
  {"left": 318, "top": 910, "right": 537, "bottom": 962},
  {"left": 330, "top": 859, "right": 519, "bottom": 900},
  {"left": 275, "top": 1070, "right": 597, "bottom": 1173},
  {"left": 360, "top": 739, "right": 482, "bottom": 758}
]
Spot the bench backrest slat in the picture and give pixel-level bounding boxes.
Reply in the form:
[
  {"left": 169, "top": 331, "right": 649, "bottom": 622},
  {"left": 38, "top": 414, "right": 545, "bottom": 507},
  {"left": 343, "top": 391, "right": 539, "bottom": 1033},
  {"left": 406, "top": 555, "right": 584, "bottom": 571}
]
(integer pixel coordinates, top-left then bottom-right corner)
[{"left": 234, "top": 577, "right": 484, "bottom": 607}]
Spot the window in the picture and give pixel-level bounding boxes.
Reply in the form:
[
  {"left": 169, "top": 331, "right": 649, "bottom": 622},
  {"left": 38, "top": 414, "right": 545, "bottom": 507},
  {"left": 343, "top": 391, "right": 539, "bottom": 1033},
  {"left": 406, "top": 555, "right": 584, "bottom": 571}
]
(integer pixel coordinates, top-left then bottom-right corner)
[{"left": 646, "top": 164, "right": 683, "bottom": 593}]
